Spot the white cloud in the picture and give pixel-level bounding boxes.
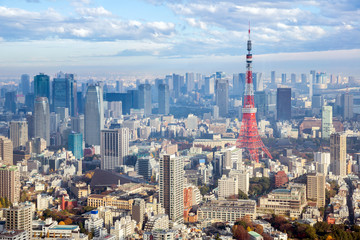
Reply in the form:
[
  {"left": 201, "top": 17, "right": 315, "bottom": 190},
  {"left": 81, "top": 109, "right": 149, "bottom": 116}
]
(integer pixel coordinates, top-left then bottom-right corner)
[{"left": 76, "top": 6, "right": 112, "bottom": 17}]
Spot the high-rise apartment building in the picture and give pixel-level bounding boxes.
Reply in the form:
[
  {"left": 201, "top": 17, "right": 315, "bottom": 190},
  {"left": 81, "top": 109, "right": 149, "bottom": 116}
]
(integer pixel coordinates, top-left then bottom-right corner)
[
  {"left": 215, "top": 79, "right": 229, "bottom": 117},
  {"left": 9, "top": 121, "right": 28, "bottom": 149},
  {"left": 276, "top": 88, "right": 291, "bottom": 121},
  {"left": 330, "top": 133, "right": 347, "bottom": 177},
  {"left": 84, "top": 85, "right": 103, "bottom": 146},
  {"left": 218, "top": 175, "right": 238, "bottom": 199},
  {"left": 5, "top": 202, "right": 33, "bottom": 235},
  {"left": 68, "top": 133, "right": 83, "bottom": 159},
  {"left": 0, "top": 165, "right": 20, "bottom": 203},
  {"left": 322, "top": 106, "right": 333, "bottom": 139},
  {"left": 100, "top": 128, "right": 129, "bottom": 170},
  {"left": 158, "top": 84, "right": 169, "bottom": 115},
  {"left": 138, "top": 84, "right": 152, "bottom": 116},
  {"left": 34, "top": 73, "right": 50, "bottom": 100},
  {"left": 0, "top": 136, "right": 14, "bottom": 165},
  {"left": 34, "top": 97, "right": 50, "bottom": 145},
  {"left": 307, "top": 173, "right": 325, "bottom": 207},
  {"left": 159, "top": 155, "right": 183, "bottom": 223}
]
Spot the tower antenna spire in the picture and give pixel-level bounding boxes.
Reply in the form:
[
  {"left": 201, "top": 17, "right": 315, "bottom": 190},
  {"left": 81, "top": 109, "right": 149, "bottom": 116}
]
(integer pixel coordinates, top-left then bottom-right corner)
[{"left": 248, "top": 21, "right": 251, "bottom": 40}]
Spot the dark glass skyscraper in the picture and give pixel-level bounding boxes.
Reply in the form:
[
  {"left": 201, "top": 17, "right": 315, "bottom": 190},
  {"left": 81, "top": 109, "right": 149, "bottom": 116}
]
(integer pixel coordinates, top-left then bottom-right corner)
[
  {"left": 277, "top": 88, "right": 291, "bottom": 121},
  {"left": 34, "top": 73, "right": 50, "bottom": 100},
  {"left": 52, "top": 72, "right": 77, "bottom": 116},
  {"left": 4, "top": 91, "right": 17, "bottom": 113}
]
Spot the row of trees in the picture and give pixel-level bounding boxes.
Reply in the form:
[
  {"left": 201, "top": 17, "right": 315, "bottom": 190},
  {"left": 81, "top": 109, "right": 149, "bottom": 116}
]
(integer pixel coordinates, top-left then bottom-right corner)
[{"left": 268, "top": 215, "right": 360, "bottom": 240}]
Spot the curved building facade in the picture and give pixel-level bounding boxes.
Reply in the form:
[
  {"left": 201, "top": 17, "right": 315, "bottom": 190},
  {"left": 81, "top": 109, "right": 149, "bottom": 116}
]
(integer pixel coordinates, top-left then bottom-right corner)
[
  {"left": 84, "top": 85, "right": 103, "bottom": 146},
  {"left": 34, "top": 97, "right": 50, "bottom": 145}
]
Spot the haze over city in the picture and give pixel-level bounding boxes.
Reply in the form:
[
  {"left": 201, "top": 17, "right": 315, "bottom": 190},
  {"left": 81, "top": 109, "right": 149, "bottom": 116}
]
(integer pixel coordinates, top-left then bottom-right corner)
[{"left": 0, "top": 0, "right": 359, "bottom": 79}]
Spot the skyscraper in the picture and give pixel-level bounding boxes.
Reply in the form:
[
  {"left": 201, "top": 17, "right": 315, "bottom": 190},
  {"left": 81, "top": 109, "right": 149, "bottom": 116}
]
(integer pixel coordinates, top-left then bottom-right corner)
[
  {"left": 34, "top": 73, "right": 50, "bottom": 100},
  {"left": 252, "top": 72, "right": 263, "bottom": 91},
  {"left": 276, "top": 88, "right": 291, "bottom": 121},
  {"left": 9, "top": 121, "right": 28, "bottom": 149},
  {"left": 100, "top": 128, "right": 129, "bottom": 170},
  {"left": 330, "top": 133, "right": 347, "bottom": 177},
  {"left": 0, "top": 165, "right": 20, "bottom": 203},
  {"left": 321, "top": 106, "right": 333, "bottom": 139},
  {"left": 215, "top": 79, "right": 229, "bottom": 117},
  {"left": 116, "top": 80, "right": 123, "bottom": 93},
  {"left": 20, "top": 74, "right": 30, "bottom": 95},
  {"left": 301, "top": 74, "right": 307, "bottom": 84},
  {"left": 281, "top": 73, "right": 286, "bottom": 84},
  {"left": 186, "top": 72, "right": 195, "bottom": 93},
  {"left": 159, "top": 154, "right": 184, "bottom": 223},
  {"left": 172, "top": 74, "right": 181, "bottom": 98},
  {"left": 158, "top": 84, "right": 170, "bottom": 115},
  {"left": 341, "top": 92, "right": 353, "bottom": 120},
  {"left": 4, "top": 91, "right": 17, "bottom": 113},
  {"left": 271, "top": 71, "right": 276, "bottom": 84},
  {"left": 52, "top": 72, "right": 78, "bottom": 116},
  {"left": 0, "top": 136, "right": 14, "bottom": 165},
  {"left": 34, "top": 97, "right": 50, "bottom": 145},
  {"left": 84, "top": 85, "right": 103, "bottom": 146},
  {"left": 205, "top": 76, "right": 215, "bottom": 95},
  {"left": 233, "top": 73, "right": 245, "bottom": 97},
  {"left": 307, "top": 173, "right": 325, "bottom": 207},
  {"left": 68, "top": 132, "right": 83, "bottom": 159},
  {"left": 138, "top": 84, "right": 152, "bottom": 116},
  {"left": 291, "top": 73, "right": 296, "bottom": 84}
]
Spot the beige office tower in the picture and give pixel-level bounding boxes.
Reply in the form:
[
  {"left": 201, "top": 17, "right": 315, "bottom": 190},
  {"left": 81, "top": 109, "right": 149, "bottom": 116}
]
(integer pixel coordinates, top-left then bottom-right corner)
[
  {"left": 0, "top": 136, "right": 13, "bottom": 165},
  {"left": 0, "top": 165, "right": 20, "bottom": 203},
  {"left": 159, "top": 155, "right": 184, "bottom": 223},
  {"left": 5, "top": 202, "right": 33, "bottom": 235},
  {"left": 330, "top": 133, "right": 347, "bottom": 177},
  {"left": 307, "top": 173, "right": 326, "bottom": 207},
  {"left": 100, "top": 128, "right": 129, "bottom": 170},
  {"left": 10, "top": 121, "right": 28, "bottom": 149}
]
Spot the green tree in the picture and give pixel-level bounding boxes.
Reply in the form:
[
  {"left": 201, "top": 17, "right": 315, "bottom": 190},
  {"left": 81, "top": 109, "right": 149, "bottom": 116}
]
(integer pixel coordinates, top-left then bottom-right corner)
[{"left": 238, "top": 189, "right": 248, "bottom": 199}]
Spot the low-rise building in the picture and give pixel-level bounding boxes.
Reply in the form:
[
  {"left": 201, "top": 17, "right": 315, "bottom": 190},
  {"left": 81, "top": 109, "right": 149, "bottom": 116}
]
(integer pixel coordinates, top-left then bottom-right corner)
[{"left": 198, "top": 200, "right": 256, "bottom": 222}]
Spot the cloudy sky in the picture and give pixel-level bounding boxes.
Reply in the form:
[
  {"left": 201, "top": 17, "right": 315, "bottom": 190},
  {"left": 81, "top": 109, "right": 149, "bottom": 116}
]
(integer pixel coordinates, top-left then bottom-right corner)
[{"left": 0, "top": 0, "right": 359, "bottom": 79}]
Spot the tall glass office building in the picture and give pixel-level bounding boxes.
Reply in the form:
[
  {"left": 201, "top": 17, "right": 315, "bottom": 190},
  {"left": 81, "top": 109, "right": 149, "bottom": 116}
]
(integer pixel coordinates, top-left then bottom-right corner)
[
  {"left": 34, "top": 97, "right": 50, "bottom": 145},
  {"left": 84, "top": 84, "right": 103, "bottom": 146},
  {"left": 34, "top": 73, "right": 50, "bottom": 100},
  {"left": 68, "top": 132, "right": 83, "bottom": 159},
  {"left": 52, "top": 72, "right": 78, "bottom": 116}
]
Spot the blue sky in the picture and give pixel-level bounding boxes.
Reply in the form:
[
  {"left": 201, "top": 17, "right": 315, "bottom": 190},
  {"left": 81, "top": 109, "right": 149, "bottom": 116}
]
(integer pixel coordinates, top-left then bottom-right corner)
[{"left": 0, "top": 0, "right": 359, "bottom": 79}]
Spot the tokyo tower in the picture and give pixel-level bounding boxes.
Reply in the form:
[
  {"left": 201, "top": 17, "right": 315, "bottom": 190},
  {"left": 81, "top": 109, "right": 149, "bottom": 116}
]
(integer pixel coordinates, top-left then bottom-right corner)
[{"left": 236, "top": 26, "right": 272, "bottom": 162}]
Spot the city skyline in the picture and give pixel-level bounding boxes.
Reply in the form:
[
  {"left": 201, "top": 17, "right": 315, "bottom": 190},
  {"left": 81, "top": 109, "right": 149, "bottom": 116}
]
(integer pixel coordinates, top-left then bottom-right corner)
[{"left": 0, "top": 0, "right": 359, "bottom": 78}]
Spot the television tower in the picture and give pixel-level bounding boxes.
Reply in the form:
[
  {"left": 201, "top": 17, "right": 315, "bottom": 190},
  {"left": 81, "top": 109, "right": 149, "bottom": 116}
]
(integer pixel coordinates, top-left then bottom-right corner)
[{"left": 236, "top": 25, "right": 272, "bottom": 162}]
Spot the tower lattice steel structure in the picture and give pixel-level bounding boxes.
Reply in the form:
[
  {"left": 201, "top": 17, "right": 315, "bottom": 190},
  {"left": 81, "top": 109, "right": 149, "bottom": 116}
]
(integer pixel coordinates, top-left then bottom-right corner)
[{"left": 237, "top": 26, "right": 272, "bottom": 162}]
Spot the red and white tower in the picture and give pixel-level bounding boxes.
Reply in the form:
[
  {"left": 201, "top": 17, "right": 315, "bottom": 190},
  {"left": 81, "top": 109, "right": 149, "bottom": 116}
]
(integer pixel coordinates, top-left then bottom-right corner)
[{"left": 237, "top": 26, "right": 272, "bottom": 162}]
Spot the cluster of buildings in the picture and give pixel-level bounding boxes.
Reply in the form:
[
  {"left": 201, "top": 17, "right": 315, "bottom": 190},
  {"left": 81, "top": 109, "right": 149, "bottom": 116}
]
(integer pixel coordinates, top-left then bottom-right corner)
[{"left": 0, "top": 48, "right": 358, "bottom": 240}]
